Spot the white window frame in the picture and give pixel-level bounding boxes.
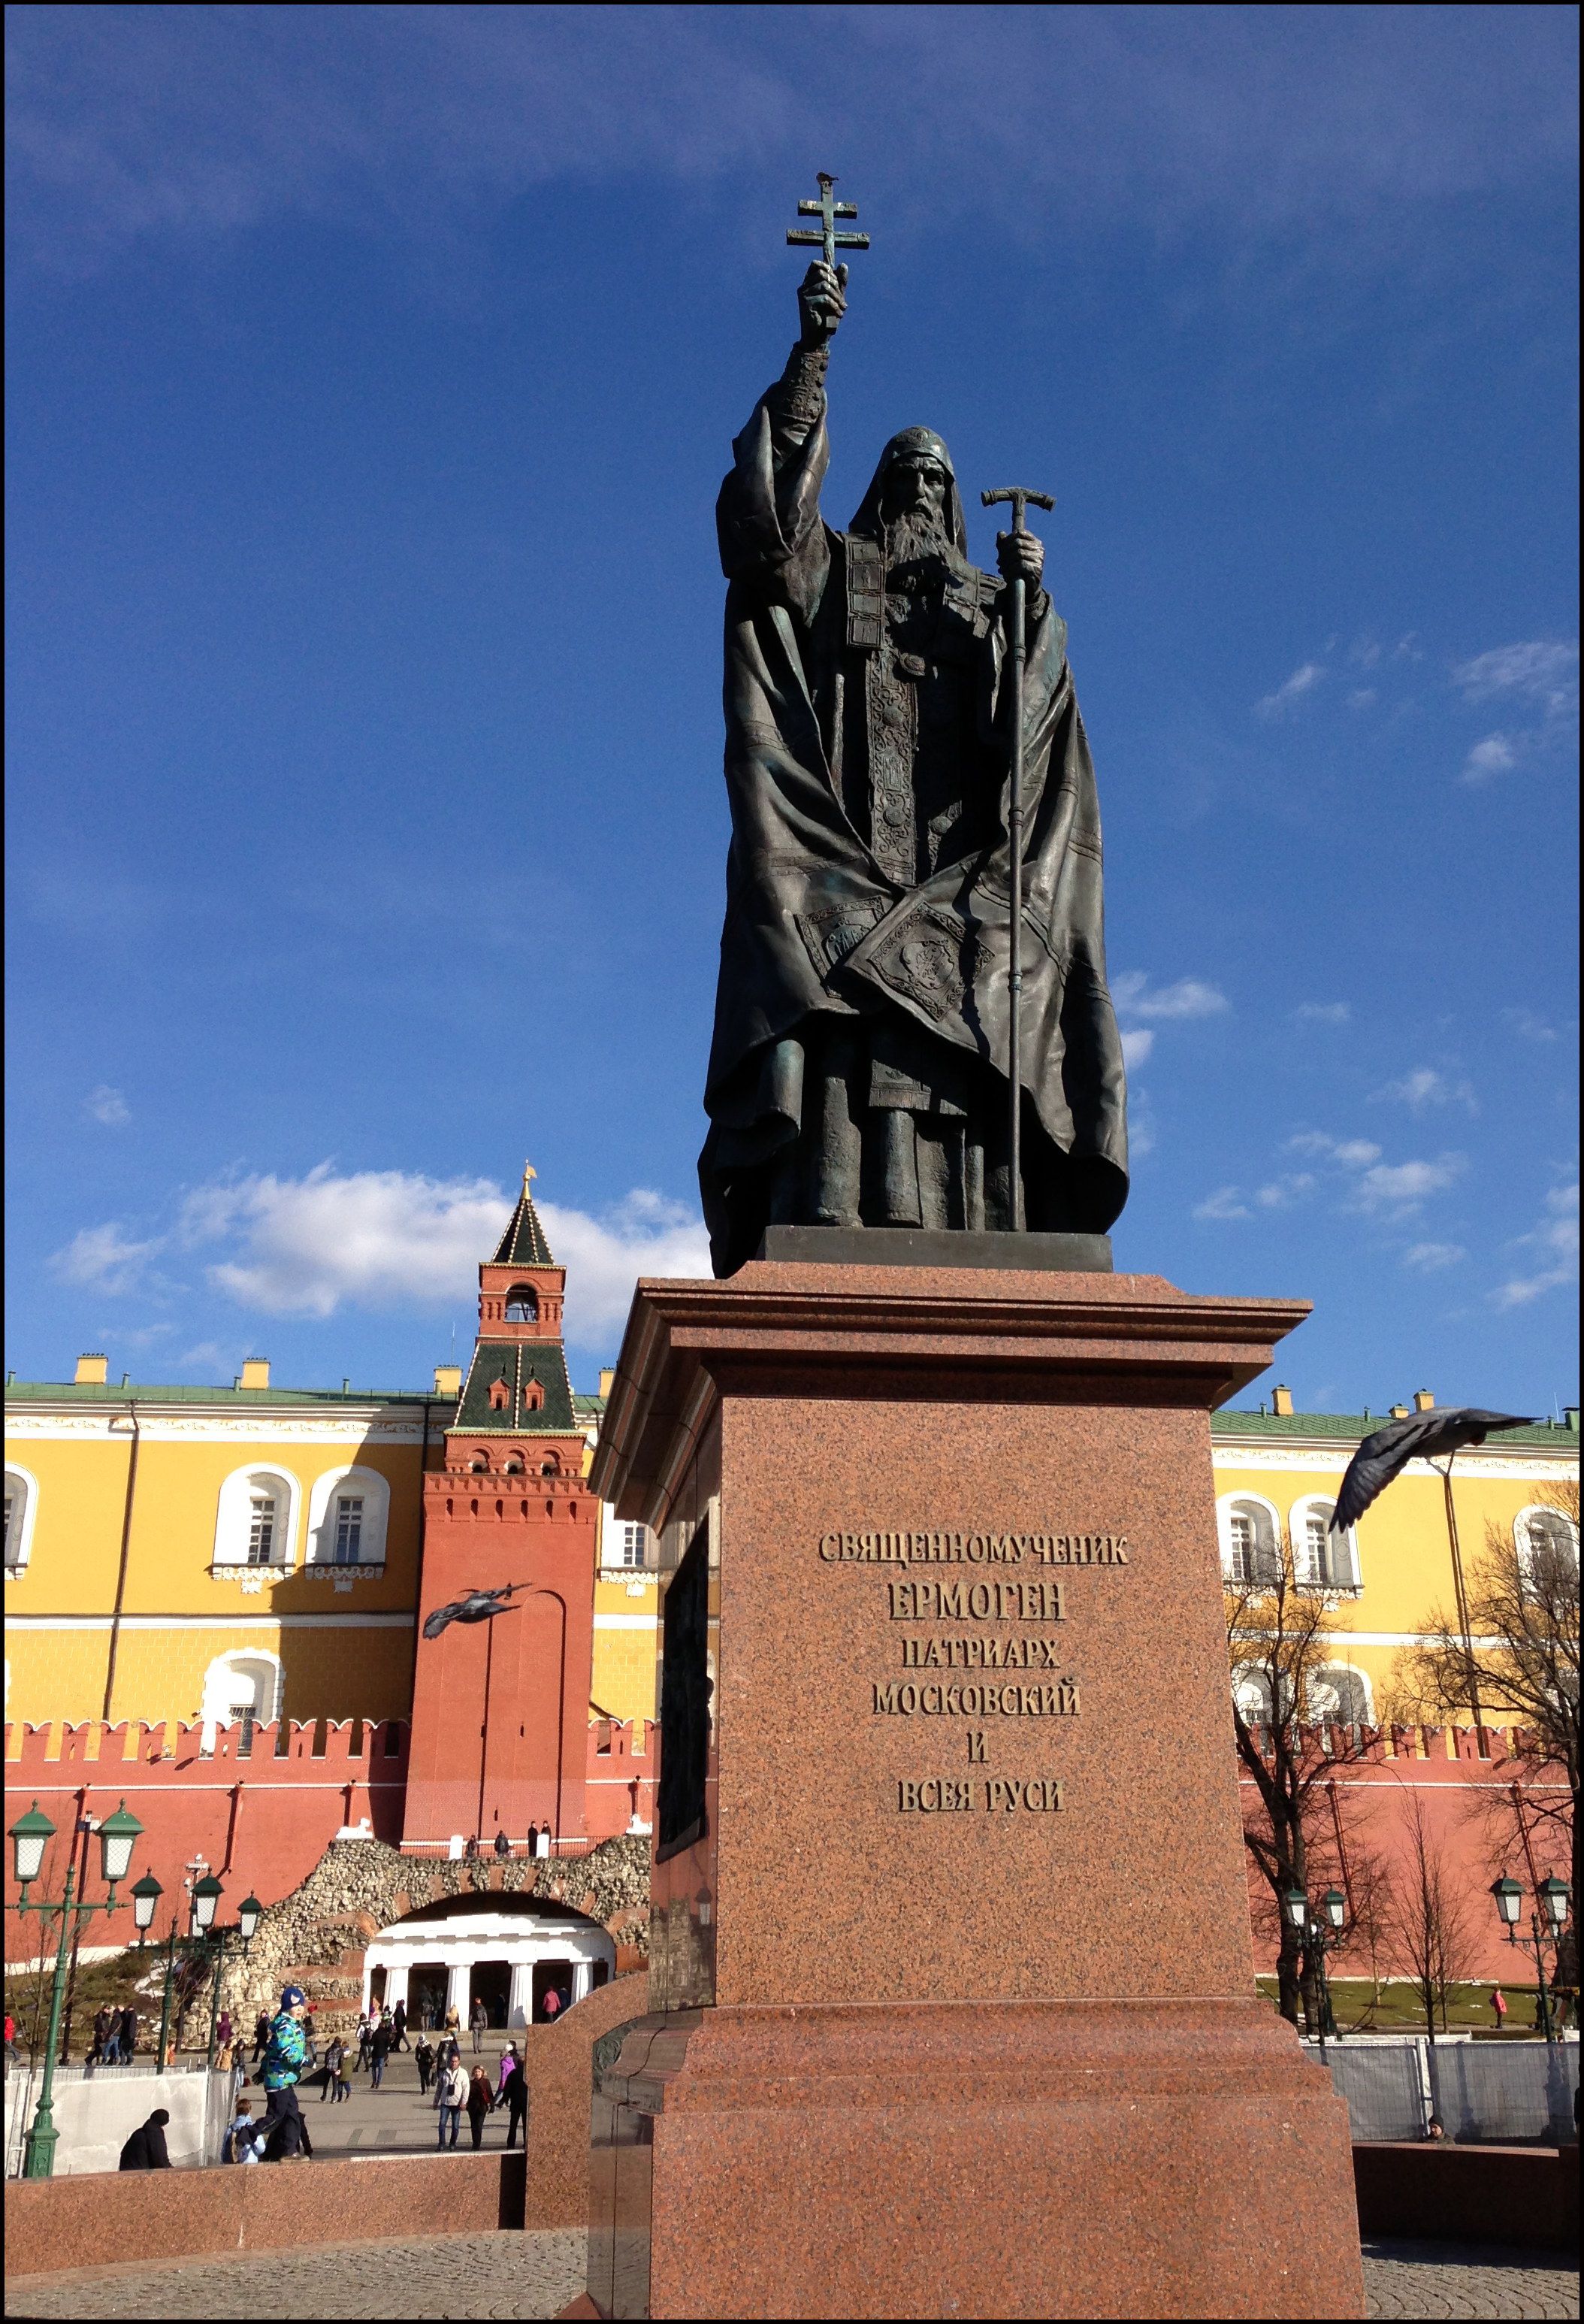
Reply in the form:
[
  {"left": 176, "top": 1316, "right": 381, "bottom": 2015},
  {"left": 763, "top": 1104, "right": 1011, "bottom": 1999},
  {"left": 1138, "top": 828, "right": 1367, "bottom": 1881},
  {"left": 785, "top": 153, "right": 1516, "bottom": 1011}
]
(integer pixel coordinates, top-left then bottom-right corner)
[
  {"left": 199, "top": 1648, "right": 283, "bottom": 1751},
  {"left": 213, "top": 1465, "right": 301, "bottom": 1569},
  {"left": 1232, "top": 1664, "right": 1274, "bottom": 1724},
  {"left": 4, "top": 1464, "right": 41, "bottom": 1577},
  {"left": 620, "top": 1522, "right": 648, "bottom": 1569},
  {"left": 1514, "top": 1503, "right": 1579, "bottom": 1590},
  {"left": 1289, "top": 1494, "right": 1361, "bottom": 1593},
  {"left": 1306, "top": 1662, "right": 1373, "bottom": 1727},
  {"left": 306, "top": 1464, "right": 390, "bottom": 1568},
  {"left": 1216, "top": 1492, "right": 1282, "bottom": 1586}
]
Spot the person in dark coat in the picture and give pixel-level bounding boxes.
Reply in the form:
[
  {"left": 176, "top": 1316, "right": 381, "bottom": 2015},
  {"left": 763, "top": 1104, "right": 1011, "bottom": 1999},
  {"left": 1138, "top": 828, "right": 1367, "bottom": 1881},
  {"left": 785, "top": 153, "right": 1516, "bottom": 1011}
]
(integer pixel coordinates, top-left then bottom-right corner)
[
  {"left": 498, "top": 2044, "right": 529, "bottom": 2150},
  {"left": 120, "top": 2006, "right": 139, "bottom": 2062},
  {"left": 416, "top": 2036, "right": 436, "bottom": 2097},
  {"left": 391, "top": 1998, "right": 409, "bottom": 2052},
  {"left": 465, "top": 2065, "right": 494, "bottom": 2150},
  {"left": 370, "top": 2014, "right": 391, "bottom": 2090},
  {"left": 119, "top": 2108, "right": 171, "bottom": 2169}
]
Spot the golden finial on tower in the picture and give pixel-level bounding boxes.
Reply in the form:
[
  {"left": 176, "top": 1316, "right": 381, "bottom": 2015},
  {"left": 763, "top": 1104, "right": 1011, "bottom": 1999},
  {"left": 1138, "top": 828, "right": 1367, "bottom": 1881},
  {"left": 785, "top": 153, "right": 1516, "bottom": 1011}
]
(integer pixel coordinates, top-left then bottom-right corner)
[{"left": 522, "top": 1160, "right": 537, "bottom": 1194}]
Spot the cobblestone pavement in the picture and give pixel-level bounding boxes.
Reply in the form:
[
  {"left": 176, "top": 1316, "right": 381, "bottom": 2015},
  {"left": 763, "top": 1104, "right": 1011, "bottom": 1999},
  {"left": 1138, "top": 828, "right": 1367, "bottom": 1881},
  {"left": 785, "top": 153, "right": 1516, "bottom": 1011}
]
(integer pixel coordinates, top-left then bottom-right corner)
[
  {"left": 4, "top": 2229, "right": 589, "bottom": 2320},
  {"left": 1362, "top": 2239, "right": 1579, "bottom": 2321},
  {"left": 5, "top": 2229, "right": 1577, "bottom": 2318}
]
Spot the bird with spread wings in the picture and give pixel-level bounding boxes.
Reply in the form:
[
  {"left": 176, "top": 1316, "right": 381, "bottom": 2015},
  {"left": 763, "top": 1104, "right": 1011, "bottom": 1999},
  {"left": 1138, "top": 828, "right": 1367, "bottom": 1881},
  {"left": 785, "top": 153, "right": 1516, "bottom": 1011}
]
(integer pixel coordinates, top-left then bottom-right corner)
[
  {"left": 1332, "top": 1409, "right": 1537, "bottom": 1533},
  {"left": 422, "top": 1580, "right": 528, "bottom": 1640}
]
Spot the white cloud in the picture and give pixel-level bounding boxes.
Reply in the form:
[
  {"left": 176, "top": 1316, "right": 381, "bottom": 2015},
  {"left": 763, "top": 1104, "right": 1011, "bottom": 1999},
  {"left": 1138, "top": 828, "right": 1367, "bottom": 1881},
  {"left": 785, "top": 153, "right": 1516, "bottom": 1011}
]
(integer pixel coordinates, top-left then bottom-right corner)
[
  {"left": 1254, "top": 662, "right": 1325, "bottom": 719},
  {"left": 1346, "top": 688, "right": 1377, "bottom": 710},
  {"left": 50, "top": 1222, "right": 162, "bottom": 1296},
  {"left": 1350, "top": 1154, "right": 1465, "bottom": 1215},
  {"left": 1286, "top": 1133, "right": 1381, "bottom": 1166},
  {"left": 1461, "top": 732, "right": 1518, "bottom": 785},
  {"left": 193, "top": 1167, "right": 512, "bottom": 1318},
  {"left": 1504, "top": 1009, "right": 1558, "bottom": 1043},
  {"left": 1293, "top": 1002, "right": 1350, "bottom": 1025},
  {"left": 1374, "top": 1067, "right": 1477, "bottom": 1115},
  {"left": 1403, "top": 1242, "right": 1465, "bottom": 1272},
  {"left": 1120, "top": 1028, "right": 1154, "bottom": 1068},
  {"left": 85, "top": 1085, "right": 131, "bottom": 1127},
  {"left": 1493, "top": 1184, "right": 1579, "bottom": 1309},
  {"left": 1452, "top": 639, "right": 1579, "bottom": 714},
  {"left": 1193, "top": 1186, "right": 1251, "bottom": 1221},
  {"left": 1111, "top": 973, "right": 1229, "bottom": 1021},
  {"left": 1255, "top": 1174, "right": 1316, "bottom": 1209},
  {"left": 536, "top": 1191, "right": 711, "bottom": 1343},
  {"left": 50, "top": 1164, "right": 712, "bottom": 1349}
]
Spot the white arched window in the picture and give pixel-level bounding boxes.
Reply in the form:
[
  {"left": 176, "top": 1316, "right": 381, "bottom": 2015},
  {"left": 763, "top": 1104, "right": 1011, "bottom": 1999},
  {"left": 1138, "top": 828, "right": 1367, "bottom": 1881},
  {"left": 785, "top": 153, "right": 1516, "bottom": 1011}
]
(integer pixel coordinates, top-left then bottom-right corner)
[
  {"left": 1217, "top": 1493, "right": 1280, "bottom": 1586},
  {"left": 5, "top": 1464, "right": 40, "bottom": 1575},
  {"left": 1307, "top": 1664, "right": 1372, "bottom": 1726},
  {"left": 307, "top": 1465, "right": 390, "bottom": 1567},
  {"left": 199, "top": 1648, "right": 283, "bottom": 1750},
  {"left": 1290, "top": 1496, "right": 1360, "bottom": 1593},
  {"left": 213, "top": 1466, "right": 301, "bottom": 1569},
  {"left": 1232, "top": 1666, "right": 1274, "bottom": 1723},
  {"left": 1514, "top": 1504, "right": 1579, "bottom": 1593}
]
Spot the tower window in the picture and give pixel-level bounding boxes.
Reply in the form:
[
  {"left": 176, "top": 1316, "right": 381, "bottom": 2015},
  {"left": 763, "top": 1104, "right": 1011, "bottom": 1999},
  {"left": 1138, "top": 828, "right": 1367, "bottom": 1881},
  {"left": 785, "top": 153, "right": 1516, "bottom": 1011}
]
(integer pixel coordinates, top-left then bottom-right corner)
[
  {"left": 334, "top": 1496, "right": 364, "bottom": 1563},
  {"left": 505, "top": 1285, "right": 539, "bottom": 1321}
]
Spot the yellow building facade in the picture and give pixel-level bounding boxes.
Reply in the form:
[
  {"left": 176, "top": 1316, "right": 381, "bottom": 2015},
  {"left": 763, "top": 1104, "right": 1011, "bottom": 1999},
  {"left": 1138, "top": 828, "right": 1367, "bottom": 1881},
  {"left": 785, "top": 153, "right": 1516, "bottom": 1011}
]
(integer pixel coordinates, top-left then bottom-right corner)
[
  {"left": 1211, "top": 1389, "right": 1579, "bottom": 1721},
  {"left": 3, "top": 1353, "right": 651, "bottom": 1739}
]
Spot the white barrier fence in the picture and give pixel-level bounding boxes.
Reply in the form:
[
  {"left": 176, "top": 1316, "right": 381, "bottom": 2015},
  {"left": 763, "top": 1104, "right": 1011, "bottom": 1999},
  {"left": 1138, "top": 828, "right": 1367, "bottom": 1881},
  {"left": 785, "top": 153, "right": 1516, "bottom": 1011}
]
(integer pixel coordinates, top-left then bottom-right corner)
[
  {"left": 4, "top": 2061, "right": 233, "bottom": 2178},
  {"left": 1301, "top": 2034, "right": 1579, "bottom": 2144}
]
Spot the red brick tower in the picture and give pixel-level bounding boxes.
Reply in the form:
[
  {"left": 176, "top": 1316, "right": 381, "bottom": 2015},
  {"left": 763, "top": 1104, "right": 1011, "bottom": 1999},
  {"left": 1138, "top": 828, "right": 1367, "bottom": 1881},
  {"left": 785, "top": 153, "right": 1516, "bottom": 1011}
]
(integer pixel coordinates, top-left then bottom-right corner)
[{"left": 403, "top": 1167, "right": 594, "bottom": 1847}]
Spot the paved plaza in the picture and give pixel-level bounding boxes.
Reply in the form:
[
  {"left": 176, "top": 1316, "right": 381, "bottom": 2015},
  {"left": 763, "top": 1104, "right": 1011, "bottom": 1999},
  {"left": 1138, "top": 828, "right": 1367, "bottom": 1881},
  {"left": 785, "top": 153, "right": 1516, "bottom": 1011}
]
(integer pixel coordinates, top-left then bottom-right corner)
[{"left": 4, "top": 2231, "right": 1578, "bottom": 2319}]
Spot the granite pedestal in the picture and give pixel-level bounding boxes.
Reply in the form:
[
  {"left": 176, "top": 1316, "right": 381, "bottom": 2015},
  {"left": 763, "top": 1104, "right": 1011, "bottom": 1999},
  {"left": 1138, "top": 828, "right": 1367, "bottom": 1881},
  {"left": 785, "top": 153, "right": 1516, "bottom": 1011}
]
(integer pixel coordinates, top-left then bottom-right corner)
[{"left": 584, "top": 1262, "right": 1365, "bottom": 2319}]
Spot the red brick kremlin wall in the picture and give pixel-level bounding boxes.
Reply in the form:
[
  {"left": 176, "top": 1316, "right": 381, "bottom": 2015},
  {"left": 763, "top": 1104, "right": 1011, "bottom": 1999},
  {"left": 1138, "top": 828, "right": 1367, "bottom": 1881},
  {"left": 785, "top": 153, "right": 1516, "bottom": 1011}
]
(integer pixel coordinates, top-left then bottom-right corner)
[{"left": 3, "top": 1714, "right": 655, "bottom": 1959}]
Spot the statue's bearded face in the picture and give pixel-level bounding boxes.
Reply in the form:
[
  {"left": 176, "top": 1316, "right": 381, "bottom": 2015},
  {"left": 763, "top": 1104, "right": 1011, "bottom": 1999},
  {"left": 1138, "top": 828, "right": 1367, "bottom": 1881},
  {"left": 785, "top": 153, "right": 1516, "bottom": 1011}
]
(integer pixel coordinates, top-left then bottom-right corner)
[{"left": 879, "top": 455, "right": 950, "bottom": 558}]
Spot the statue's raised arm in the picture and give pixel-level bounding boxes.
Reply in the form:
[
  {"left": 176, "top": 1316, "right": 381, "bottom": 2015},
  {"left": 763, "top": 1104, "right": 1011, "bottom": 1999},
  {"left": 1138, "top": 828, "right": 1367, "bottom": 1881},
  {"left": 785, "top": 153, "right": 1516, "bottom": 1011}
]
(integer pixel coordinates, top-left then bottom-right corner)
[{"left": 715, "top": 263, "right": 845, "bottom": 622}]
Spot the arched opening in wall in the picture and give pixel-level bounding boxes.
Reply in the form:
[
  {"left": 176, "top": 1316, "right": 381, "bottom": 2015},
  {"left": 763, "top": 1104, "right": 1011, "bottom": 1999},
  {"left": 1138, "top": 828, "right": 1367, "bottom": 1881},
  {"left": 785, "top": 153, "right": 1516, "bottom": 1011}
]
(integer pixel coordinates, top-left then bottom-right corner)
[
  {"left": 505, "top": 1285, "right": 539, "bottom": 1322},
  {"left": 1307, "top": 1666, "right": 1371, "bottom": 1727},
  {"left": 199, "top": 1650, "right": 283, "bottom": 1756},
  {"left": 361, "top": 1891, "right": 617, "bottom": 2032},
  {"left": 408, "top": 1962, "right": 449, "bottom": 2030},
  {"left": 1292, "top": 1497, "right": 1359, "bottom": 1592},
  {"left": 5, "top": 1466, "right": 39, "bottom": 1575},
  {"left": 1219, "top": 1496, "right": 1280, "bottom": 1587}
]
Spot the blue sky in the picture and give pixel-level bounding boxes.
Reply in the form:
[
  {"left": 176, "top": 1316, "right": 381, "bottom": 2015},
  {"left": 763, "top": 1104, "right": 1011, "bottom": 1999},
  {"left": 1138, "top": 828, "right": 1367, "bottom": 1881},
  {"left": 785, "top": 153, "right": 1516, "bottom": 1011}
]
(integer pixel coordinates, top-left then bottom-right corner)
[{"left": 5, "top": 4, "right": 1578, "bottom": 1408}]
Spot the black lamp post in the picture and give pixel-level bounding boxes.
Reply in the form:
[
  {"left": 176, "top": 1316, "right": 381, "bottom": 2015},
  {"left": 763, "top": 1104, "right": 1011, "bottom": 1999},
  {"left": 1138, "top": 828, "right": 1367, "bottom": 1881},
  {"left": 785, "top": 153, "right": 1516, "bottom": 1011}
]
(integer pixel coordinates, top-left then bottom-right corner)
[
  {"left": 1490, "top": 1871, "right": 1573, "bottom": 2044},
  {"left": 184, "top": 1873, "right": 262, "bottom": 2067},
  {"left": 10, "top": 1796, "right": 144, "bottom": 2177},
  {"left": 1284, "top": 1882, "right": 1348, "bottom": 2053}
]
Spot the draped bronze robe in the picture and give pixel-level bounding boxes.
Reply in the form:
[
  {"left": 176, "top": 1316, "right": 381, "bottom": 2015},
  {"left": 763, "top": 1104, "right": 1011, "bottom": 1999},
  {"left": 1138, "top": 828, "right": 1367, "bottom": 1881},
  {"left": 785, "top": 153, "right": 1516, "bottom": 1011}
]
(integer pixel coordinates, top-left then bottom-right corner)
[{"left": 700, "top": 351, "right": 1128, "bottom": 1276}]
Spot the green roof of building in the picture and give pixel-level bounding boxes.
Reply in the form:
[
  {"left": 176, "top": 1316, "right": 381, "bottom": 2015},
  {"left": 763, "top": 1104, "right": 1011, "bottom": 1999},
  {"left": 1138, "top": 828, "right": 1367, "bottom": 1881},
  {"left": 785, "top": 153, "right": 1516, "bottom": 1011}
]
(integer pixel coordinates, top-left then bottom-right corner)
[
  {"left": 1211, "top": 1409, "right": 1576, "bottom": 1450},
  {"left": 5, "top": 1380, "right": 452, "bottom": 1408},
  {"left": 491, "top": 1173, "right": 556, "bottom": 1269},
  {"left": 452, "top": 1339, "right": 579, "bottom": 1435}
]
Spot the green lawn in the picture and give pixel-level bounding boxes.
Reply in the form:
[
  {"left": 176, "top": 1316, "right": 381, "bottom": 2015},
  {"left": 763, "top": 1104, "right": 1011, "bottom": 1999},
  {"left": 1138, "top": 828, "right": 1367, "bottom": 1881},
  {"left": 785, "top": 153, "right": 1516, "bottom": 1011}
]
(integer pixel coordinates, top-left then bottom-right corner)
[{"left": 1254, "top": 1974, "right": 1562, "bottom": 2038}]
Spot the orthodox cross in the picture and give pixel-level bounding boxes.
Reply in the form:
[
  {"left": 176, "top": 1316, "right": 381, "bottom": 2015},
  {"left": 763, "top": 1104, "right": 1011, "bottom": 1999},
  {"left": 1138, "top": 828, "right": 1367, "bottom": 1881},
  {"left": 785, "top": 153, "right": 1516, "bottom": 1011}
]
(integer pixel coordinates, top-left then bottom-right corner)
[{"left": 786, "top": 172, "right": 869, "bottom": 271}]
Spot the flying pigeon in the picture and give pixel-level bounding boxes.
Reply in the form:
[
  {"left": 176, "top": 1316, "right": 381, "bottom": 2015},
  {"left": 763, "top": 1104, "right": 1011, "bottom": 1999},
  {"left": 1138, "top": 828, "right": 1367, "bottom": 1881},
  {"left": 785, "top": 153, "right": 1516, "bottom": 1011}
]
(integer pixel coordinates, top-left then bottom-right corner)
[
  {"left": 1332, "top": 1409, "right": 1537, "bottom": 1533},
  {"left": 422, "top": 1581, "right": 527, "bottom": 1639}
]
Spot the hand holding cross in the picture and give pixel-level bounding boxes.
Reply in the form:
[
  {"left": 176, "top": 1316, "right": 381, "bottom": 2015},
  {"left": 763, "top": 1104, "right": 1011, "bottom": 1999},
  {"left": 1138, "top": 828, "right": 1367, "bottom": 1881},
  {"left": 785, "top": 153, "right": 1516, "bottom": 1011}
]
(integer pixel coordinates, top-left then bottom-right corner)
[{"left": 788, "top": 173, "right": 869, "bottom": 345}]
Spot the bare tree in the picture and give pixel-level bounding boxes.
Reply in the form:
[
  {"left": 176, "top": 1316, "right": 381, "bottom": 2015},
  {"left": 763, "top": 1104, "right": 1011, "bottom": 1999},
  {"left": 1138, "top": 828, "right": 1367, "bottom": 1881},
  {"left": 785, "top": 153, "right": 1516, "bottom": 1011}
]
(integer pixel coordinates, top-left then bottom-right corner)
[
  {"left": 1388, "top": 1788, "right": 1481, "bottom": 2040},
  {"left": 1228, "top": 1527, "right": 1377, "bottom": 2029},
  {"left": 1392, "top": 1478, "right": 1578, "bottom": 1911}
]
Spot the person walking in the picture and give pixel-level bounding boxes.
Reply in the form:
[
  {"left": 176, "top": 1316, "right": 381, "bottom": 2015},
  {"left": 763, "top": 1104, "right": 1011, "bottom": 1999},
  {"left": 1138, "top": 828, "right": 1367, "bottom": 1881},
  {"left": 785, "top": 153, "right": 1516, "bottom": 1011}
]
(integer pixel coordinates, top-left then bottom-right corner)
[
  {"left": 257, "top": 1984, "right": 311, "bottom": 2161},
  {"left": 437, "top": 2056, "right": 467, "bottom": 2150},
  {"left": 355, "top": 2012, "right": 372, "bottom": 2073},
  {"left": 392, "top": 1997, "right": 409, "bottom": 2052},
  {"left": 1490, "top": 1986, "right": 1508, "bottom": 2031},
  {"left": 4, "top": 2011, "right": 17, "bottom": 2073},
  {"left": 466, "top": 2064, "right": 494, "bottom": 2150},
  {"left": 121, "top": 2006, "right": 140, "bottom": 2062},
  {"left": 498, "top": 2044, "right": 529, "bottom": 2151},
  {"left": 370, "top": 2013, "right": 391, "bottom": 2091},
  {"left": 216, "top": 2009, "right": 234, "bottom": 2054},
  {"left": 443, "top": 1998, "right": 461, "bottom": 2045},
  {"left": 469, "top": 1995, "right": 488, "bottom": 2054},
  {"left": 320, "top": 2036, "right": 343, "bottom": 2102},
  {"left": 416, "top": 2036, "right": 436, "bottom": 2098},
  {"left": 251, "top": 2009, "right": 271, "bottom": 2063},
  {"left": 119, "top": 2108, "right": 171, "bottom": 2169},
  {"left": 89, "top": 2006, "right": 111, "bottom": 2065},
  {"left": 493, "top": 1829, "right": 510, "bottom": 1860},
  {"left": 222, "top": 2098, "right": 263, "bottom": 2164},
  {"left": 101, "top": 2006, "right": 124, "bottom": 2065}
]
